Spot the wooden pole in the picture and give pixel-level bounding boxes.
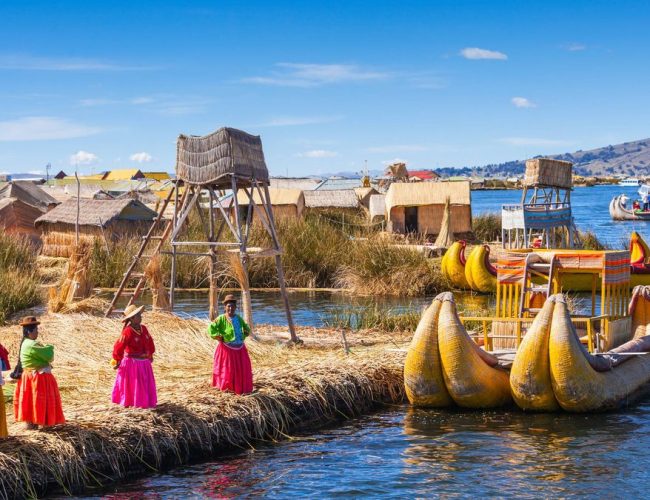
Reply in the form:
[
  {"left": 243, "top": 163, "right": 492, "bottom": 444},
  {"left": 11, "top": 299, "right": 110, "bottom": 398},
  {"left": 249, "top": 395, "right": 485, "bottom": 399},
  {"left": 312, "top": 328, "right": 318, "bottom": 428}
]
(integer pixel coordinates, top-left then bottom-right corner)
[
  {"left": 75, "top": 167, "right": 80, "bottom": 245},
  {"left": 261, "top": 182, "right": 298, "bottom": 343},
  {"left": 208, "top": 187, "right": 219, "bottom": 321},
  {"left": 231, "top": 176, "right": 254, "bottom": 331},
  {"left": 169, "top": 182, "right": 180, "bottom": 310}
]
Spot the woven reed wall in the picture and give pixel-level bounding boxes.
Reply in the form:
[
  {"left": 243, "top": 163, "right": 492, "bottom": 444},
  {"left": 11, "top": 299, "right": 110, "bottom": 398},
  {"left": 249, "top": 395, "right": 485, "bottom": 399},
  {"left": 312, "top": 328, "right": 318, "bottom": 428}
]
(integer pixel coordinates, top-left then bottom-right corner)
[
  {"left": 389, "top": 204, "right": 471, "bottom": 235},
  {"left": 524, "top": 159, "right": 573, "bottom": 188},
  {"left": 176, "top": 127, "right": 270, "bottom": 185}
]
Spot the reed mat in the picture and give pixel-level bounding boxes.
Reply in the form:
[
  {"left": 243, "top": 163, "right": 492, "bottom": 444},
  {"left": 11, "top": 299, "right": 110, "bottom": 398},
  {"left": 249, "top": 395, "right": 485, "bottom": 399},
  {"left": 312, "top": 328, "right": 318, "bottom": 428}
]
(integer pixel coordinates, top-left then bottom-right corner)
[{"left": 0, "top": 313, "right": 407, "bottom": 498}]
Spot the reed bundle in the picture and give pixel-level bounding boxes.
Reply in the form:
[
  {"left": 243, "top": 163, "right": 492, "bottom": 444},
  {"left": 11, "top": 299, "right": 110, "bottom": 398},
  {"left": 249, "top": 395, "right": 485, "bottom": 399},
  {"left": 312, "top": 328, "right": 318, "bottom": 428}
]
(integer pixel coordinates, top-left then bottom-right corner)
[
  {"left": 0, "top": 313, "right": 406, "bottom": 498},
  {"left": 48, "top": 240, "right": 94, "bottom": 313},
  {"left": 227, "top": 250, "right": 253, "bottom": 329},
  {"left": 145, "top": 255, "right": 170, "bottom": 311}
]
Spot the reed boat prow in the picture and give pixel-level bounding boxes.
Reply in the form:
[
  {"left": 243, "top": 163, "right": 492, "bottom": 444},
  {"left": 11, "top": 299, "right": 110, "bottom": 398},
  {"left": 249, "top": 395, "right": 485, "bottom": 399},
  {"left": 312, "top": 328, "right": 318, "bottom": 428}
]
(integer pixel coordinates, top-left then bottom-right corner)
[
  {"left": 437, "top": 293, "right": 512, "bottom": 408},
  {"left": 465, "top": 244, "right": 497, "bottom": 293},
  {"left": 441, "top": 241, "right": 470, "bottom": 289}
]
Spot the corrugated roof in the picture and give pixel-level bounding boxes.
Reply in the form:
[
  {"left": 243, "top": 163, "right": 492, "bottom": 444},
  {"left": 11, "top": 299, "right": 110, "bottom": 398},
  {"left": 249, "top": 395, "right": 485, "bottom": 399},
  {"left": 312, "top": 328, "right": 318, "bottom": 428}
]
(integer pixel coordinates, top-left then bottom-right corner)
[
  {"left": 35, "top": 198, "right": 158, "bottom": 228},
  {"left": 304, "top": 189, "right": 359, "bottom": 208},
  {"left": 270, "top": 177, "right": 322, "bottom": 191},
  {"left": 104, "top": 169, "right": 144, "bottom": 181},
  {"left": 315, "top": 178, "right": 363, "bottom": 190},
  {"left": 385, "top": 181, "right": 470, "bottom": 213},
  {"left": 0, "top": 181, "right": 59, "bottom": 210}
]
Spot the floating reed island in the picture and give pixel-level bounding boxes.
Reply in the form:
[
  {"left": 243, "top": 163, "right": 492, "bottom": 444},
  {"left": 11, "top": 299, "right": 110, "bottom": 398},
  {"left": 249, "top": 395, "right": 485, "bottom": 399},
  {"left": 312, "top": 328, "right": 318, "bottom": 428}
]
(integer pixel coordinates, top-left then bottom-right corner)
[{"left": 0, "top": 312, "right": 406, "bottom": 498}]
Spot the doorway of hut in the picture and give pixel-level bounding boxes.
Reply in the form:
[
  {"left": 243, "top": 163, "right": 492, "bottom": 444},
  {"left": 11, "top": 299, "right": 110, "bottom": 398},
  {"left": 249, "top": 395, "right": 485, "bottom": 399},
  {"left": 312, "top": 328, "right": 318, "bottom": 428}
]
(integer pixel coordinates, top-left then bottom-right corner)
[{"left": 405, "top": 206, "right": 418, "bottom": 233}]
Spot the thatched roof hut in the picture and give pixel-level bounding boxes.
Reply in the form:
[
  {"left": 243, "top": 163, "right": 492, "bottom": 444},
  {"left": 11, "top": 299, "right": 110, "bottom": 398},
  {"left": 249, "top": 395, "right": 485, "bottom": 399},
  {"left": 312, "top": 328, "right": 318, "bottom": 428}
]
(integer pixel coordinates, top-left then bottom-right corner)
[
  {"left": 354, "top": 187, "right": 379, "bottom": 209},
  {"left": 0, "top": 181, "right": 59, "bottom": 211},
  {"left": 176, "top": 127, "right": 269, "bottom": 187},
  {"left": 234, "top": 187, "right": 305, "bottom": 220},
  {"left": 369, "top": 194, "right": 386, "bottom": 222},
  {"left": 304, "top": 189, "right": 360, "bottom": 210},
  {"left": 385, "top": 181, "right": 471, "bottom": 236},
  {"left": 0, "top": 198, "right": 43, "bottom": 240},
  {"left": 35, "top": 199, "right": 159, "bottom": 257},
  {"left": 524, "top": 158, "right": 573, "bottom": 188}
]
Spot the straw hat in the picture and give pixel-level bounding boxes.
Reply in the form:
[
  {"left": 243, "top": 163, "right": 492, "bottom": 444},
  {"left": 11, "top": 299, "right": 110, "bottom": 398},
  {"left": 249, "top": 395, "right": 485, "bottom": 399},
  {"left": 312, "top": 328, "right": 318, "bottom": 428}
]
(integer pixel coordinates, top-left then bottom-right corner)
[
  {"left": 19, "top": 316, "right": 40, "bottom": 327},
  {"left": 122, "top": 304, "right": 145, "bottom": 322},
  {"left": 222, "top": 294, "right": 237, "bottom": 305}
]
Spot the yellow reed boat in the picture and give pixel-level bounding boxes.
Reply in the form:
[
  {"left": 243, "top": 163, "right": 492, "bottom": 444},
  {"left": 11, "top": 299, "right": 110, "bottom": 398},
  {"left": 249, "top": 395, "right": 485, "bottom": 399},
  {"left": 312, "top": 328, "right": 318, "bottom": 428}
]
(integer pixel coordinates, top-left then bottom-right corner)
[
  {"left": 405, "top": 248, "right": 650, "bottom": 412},
  {"left": 441, "top": 241, "right": 497, "bottom": 293}
]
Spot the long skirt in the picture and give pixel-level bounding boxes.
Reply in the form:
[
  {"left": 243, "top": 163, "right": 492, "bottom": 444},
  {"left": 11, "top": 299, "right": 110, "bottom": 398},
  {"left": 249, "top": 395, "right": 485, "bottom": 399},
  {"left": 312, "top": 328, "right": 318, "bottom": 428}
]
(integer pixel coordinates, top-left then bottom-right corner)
[
  {"left": 0, "top": 389, "right": 7, "bottom": 437},
  {"left": 212, "top": 342, "right": 253, "bottom": 395},
  {"left": 112, "top": 357, "right": 157, "bottom": 409},
  {"left": 14, "top": 370, "right": 65, "bottom": 426}
]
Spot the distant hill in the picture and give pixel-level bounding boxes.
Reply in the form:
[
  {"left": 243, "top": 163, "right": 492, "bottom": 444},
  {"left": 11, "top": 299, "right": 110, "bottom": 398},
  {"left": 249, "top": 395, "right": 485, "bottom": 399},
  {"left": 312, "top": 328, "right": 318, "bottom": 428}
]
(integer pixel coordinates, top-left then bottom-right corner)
[{"left": 444, "top": 138, "right": 650, "bottom": 178}]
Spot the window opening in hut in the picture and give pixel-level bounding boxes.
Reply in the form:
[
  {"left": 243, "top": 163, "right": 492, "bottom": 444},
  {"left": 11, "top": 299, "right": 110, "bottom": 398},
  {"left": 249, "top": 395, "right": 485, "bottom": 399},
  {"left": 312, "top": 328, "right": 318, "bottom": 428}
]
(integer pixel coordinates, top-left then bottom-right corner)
[{"left": 405, "top": 206, "right": 418, "bottom": 233}]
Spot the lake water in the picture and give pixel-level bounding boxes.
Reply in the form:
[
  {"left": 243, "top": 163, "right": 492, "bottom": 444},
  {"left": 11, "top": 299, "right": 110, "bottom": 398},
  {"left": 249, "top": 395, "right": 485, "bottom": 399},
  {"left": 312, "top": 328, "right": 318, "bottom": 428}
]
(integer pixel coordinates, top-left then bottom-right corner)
[{"left": 85, "top": 184, "right": 650, "bottom": 498}]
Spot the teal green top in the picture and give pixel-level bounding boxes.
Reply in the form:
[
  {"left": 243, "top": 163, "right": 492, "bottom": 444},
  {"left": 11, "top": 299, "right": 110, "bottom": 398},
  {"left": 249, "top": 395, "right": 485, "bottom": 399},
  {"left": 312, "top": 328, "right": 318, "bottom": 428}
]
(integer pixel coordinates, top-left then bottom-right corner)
[
  {"left": 20, "top": 338, "right": 54, "bottom": 370},
  {"left": 208, "top": 314, "right": 250, "bottom": 345}
]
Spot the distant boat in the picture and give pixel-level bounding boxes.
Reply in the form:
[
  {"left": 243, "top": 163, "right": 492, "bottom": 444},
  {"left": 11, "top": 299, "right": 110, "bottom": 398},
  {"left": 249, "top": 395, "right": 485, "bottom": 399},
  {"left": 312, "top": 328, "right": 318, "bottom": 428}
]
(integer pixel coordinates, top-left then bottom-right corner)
[
  {"left": 619, "top": 177, "right": 641, "bottom": 186},
  {"left": 609, "top": 194, "right": 650, "bottom": 220}
]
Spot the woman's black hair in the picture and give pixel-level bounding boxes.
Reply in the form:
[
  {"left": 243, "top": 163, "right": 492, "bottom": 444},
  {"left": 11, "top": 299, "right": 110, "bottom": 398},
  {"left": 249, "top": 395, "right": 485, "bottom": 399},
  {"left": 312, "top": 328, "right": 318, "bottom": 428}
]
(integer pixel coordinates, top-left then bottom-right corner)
[{"left": 22, "top": 324, "right": 37, "bottom": 336}]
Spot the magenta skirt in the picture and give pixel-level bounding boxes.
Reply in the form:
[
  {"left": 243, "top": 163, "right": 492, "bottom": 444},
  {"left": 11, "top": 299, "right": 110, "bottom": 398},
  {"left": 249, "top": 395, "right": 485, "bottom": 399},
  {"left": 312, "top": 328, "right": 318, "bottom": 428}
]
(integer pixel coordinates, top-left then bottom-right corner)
[
  {"left": 212, "top": 342, "right": 253, "bottom": 395},
  {"left": 112, "top": 357, "right": 157, "bottom": 408}
]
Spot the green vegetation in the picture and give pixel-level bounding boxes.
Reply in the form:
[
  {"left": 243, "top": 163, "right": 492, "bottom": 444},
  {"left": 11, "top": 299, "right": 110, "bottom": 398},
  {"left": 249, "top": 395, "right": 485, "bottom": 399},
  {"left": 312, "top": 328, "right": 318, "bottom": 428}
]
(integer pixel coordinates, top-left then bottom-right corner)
[
  {"left": 576, "top": 230, "right": 608, "bottom": 250},
  {"left": 324, "top": 303, "right": 422, "bottom": 332},
  {"left": 472, "top": 212, "right": 501, "bottom": 243},
  {"left": 0, "top": 233, "right": 41, "bottom": 323}
]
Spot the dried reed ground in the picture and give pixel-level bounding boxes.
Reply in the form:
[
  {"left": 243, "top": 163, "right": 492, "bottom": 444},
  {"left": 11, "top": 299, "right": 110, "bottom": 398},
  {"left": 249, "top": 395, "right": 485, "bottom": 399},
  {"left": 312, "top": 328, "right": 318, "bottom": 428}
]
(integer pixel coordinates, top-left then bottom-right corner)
[{"left": 0, "top": 313, "right": 407, "bottom": 498}]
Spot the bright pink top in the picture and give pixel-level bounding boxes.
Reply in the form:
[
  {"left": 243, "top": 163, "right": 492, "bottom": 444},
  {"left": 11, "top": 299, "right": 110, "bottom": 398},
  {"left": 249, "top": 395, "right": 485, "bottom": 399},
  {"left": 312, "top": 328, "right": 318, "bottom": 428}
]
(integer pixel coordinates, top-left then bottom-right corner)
[{"left": 112, "top": 325, "right": 155, "bottom": 363}]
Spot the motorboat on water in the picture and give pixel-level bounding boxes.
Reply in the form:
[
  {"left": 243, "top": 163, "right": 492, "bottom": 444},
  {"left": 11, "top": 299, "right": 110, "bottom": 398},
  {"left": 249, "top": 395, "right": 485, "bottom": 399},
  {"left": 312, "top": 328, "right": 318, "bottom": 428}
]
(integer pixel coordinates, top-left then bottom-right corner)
[{"left": 620, "top": 177, "right": 641, "bottom": 186}]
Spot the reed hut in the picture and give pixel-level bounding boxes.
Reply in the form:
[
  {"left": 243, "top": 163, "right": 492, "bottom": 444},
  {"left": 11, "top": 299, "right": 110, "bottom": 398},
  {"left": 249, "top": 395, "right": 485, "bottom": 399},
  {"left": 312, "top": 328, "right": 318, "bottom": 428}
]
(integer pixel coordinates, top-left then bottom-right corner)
[
  {"left": 385, "top": 181, "right": 471, "bottom": 237},
  {"left": 234, "top": 187, "right": 305, "bottom": 221},
  {"left": 35, "top": 198, "right": 159, "bottom": 257},
  {"left": 0, "top": 198, "right": 43, "bottom": 240},
  {"left": 354, "top": 187, "right": 379, "bottom": 209},
  {"left": 303, "top": 189, "right": 360, "bottom": 213},
  {"left": 369, "top": 194, "right": 386, "bottom": 223},
  {"left": 0, "top": 181, "right": 59, "bottom": 211}
]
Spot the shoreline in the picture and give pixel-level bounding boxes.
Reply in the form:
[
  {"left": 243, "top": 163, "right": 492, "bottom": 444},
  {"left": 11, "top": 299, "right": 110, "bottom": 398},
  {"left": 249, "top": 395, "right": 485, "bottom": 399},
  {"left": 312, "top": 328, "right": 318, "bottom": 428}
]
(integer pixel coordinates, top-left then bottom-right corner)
[{"left": 0, "top": 313, "right": 406, "bottom": 498}]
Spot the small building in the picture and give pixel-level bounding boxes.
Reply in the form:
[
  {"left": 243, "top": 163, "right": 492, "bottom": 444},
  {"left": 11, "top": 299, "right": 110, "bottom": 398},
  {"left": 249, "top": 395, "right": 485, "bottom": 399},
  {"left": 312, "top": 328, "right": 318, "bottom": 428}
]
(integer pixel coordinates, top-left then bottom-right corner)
[
  {"left": 408, "top": 169, "right": 440, "bottom": 182},
  {"left": 354, "top": 187, "right": 379, "bottom": 209},
  {"left": 142, "top": 171, "right": 171, "bottom": 181},
  {"left": 103, "top": 169, "right": 145, "bottom": 181},
  {"left": 53, "top": 170, "right": 67, "bottom": 180},
  {"left": 369, "top": 194, "right": 386, "bottom": 223},
  {"left": 234, "top": 187, "right": 305, "bottom": 222},
  {"left": 35, "top": 198, "right": 159, "bottom": 257},
  {"left": 303, "top": 189, "right": 360, "bottom": 212},
  {"left": 385, "top": 181, "right": 472, "bottom": 237},
  {"left": 270, "top": 177, "right": 322, "bottom": 191},
  {"left": 0, "top": 181, "right": 59, "bottom": 211},
  {"left": 0, "top": 198, "right": 44, "bottom": 240}
]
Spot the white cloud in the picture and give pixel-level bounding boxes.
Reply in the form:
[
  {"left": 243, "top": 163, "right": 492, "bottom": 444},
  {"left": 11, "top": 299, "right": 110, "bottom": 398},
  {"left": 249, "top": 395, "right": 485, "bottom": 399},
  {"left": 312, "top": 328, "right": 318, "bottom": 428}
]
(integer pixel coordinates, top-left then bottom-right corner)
[
  {"left": 130, "top": 152, "right": 153, "bottom": 163},
  {"left": 365, "top": 144, "right": 427, "bottom": 153},
  {"left": 0, "top": 116, "right": 101, "bottom": 141},
  {"left": 256, "top": 115, "right": 343, "bottom": 127},
  {"left": 566, "top": 43, "right": 587, "bottom": 52},
  {"left": 498, "top": 137, "right": 572, "bottom": 147},
  {"left": 242, "top": 63, "right": 390, "bottom": 87},
  {"left": 79, "top": 98, "right": 118, "bottom": 107},
  {"left": 297, "top": 150, "right": 338, "bottom": 158},
  {"left": 511, "top": 97, "right": 536, "bottom": 108},
  {"left": 382, "top": 158, "right": 409, "bottom": 166},
  {"left": 70, "top": 150, "right": 99, "bottom": 165},
  {"left": 460, "top": 47, "right": 508, "bottom": 60},
  {"left": 130, "top": 96, "right": 155, "bottom": 105},
  {"left": 0, "top": 53, "right": 155, "bottom": 71}
]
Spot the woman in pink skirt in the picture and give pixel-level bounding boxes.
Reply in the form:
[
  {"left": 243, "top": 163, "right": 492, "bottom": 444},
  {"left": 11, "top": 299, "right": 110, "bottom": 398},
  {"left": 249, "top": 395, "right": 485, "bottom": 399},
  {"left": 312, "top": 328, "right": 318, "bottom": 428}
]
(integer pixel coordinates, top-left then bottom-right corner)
[
  {"left": 208, "top": 295, "right": 253, "bottom": 394},
  {"left": 111, "top": 304, "right": 157, "bottom": 408}
]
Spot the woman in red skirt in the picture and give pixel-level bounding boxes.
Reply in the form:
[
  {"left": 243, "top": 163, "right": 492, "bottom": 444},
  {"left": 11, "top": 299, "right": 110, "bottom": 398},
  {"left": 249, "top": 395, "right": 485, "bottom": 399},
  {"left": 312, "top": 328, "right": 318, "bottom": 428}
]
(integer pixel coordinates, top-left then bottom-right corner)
[
  {"left": 14, "top": 316, "right": 65, "bottom": 429},
  {"left": 208, "top": 295, "right": 253, "bottom": 394}
]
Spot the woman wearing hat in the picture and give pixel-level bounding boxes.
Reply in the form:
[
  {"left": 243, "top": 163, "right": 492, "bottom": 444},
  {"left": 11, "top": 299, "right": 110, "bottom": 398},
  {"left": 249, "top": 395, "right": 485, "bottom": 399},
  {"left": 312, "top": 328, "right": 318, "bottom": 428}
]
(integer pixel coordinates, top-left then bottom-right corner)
[
  {"left": 111, "top": 304, "right": 157, "bottom": 408},
  {"left": 13, "top": 316, "right": 65, "bottom": 428},
  {"left": 208, "top": 294, "right": 253, "bottom": 394}
]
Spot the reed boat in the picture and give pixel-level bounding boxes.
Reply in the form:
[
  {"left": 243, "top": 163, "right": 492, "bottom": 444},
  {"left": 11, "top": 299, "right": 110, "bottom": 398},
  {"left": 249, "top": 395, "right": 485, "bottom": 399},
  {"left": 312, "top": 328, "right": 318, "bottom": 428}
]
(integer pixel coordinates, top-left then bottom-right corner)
[
  {"left": 441, "top": 241, "right": 497, "bottom": 293},
  {"left": 406, "top": 248, "right": 650, "bottom": 412},
  {"left": 609, "top": 194, "right": 650, "bottom": 221},
  {"left": 404, "top": 292, "right": 511, "bottom": 409}
]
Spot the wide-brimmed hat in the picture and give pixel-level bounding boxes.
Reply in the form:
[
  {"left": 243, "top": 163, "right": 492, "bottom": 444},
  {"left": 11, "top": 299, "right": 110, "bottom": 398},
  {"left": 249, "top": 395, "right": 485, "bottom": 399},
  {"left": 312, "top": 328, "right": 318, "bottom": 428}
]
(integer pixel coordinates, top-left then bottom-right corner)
[
  {"left": 19, "top": 316, "right": 40, "bottom": 327},
  {"left": 222, "top": 294, "right": 237, "bottom": 305},
  {"left": 122, "top": 304, "right": 145, "bottom": 322}
]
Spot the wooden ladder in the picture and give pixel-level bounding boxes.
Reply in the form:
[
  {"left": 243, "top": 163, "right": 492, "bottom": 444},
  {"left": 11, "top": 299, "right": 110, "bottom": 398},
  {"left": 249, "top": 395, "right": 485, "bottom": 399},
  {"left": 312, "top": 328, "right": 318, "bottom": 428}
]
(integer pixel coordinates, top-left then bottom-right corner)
[
  {"left": 104, "top": 184, "right": 187, "bottom": 317},
  {"left": 518, "top": 253, "right": 556, "bottom": 317}
]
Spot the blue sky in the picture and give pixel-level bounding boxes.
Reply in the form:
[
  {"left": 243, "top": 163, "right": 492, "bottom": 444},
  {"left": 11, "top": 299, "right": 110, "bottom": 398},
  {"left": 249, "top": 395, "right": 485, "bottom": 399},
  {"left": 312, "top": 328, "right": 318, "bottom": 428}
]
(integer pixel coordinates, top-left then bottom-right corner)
[{"left": 1, "top": 0, "right": 649, "bottom": 176}]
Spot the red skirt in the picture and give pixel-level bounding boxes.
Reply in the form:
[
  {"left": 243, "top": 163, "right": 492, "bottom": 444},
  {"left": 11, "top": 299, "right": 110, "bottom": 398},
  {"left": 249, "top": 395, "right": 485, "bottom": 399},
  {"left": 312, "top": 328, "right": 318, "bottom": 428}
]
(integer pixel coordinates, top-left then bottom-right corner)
[
  {"left": 14, "top": 370, "right": 65, "bottom": 426},
  {"left": 212, "top": 342, "right": 253, "bottom": 395}
]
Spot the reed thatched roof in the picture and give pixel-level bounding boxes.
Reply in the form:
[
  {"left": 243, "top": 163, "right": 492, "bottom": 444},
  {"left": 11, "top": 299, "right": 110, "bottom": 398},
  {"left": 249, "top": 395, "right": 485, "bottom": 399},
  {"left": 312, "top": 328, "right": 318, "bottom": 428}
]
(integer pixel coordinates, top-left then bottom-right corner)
[
  {"left": 0, "top": 198, "right": 43, "bottom": 235},
  {"left": 385, "top": 181, "right": 470, "bottom": 213},
  {"left": 235, "top": 187, "right": 303, "bottom": 206},
  {"left": 35, "top": 199, "right": 158, "bottom": 228},
  {"left": 176, "top": 127, "right": 269, "bottom": 186},
  {"left": 304, "top": 189, "right": 359, "bottom": 208},
  {"left": 0, "top": 181, "right": 59, "bottom": 211}
]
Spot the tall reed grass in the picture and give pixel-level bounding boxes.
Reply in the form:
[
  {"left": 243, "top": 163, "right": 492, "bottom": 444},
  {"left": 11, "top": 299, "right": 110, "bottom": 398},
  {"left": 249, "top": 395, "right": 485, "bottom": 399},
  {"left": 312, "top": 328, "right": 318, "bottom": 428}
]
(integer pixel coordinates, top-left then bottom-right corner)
[
  {"left": 0, "top": 232, "right": 41, "bottom": 323},
  {"left": 472, "top": 212, "right": 501, "bottom": 243}
]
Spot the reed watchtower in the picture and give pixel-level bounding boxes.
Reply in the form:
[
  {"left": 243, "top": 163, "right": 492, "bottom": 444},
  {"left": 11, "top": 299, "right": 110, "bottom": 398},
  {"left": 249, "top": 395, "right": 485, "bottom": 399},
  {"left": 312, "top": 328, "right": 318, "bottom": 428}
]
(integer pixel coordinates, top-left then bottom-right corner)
[
  {"left": 501, "top": 158, "right": 575, "bottom": 249},
  {"left": 106, "top": 127, "right": 297, "bottom": 342}
]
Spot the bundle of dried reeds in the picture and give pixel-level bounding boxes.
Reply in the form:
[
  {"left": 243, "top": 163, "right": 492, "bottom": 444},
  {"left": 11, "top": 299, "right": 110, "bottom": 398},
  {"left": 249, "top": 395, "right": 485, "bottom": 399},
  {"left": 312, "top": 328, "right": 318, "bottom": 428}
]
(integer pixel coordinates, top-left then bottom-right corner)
[
  {"left": 228, "top": 250, "right": 253, "bottom": 331},
  {"left": 145, "top": 255, "right": 170, "bottom": 311},
  {"left": 48, "top": 240, "right": 94, "bottom": 313},
  {"left": 0, "top": 312, "right": 406, "bottom": 498},
  {"left": 434, "top": 196, "right": 455, "bottom": 249}
]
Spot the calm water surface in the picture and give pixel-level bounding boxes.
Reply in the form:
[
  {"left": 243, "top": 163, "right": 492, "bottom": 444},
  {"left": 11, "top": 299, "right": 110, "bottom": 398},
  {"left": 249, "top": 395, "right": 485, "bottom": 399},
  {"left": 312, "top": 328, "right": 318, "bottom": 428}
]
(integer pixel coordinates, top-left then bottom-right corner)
[{"left": 90, "top": 185, "right": 650, "bottom": 498}]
